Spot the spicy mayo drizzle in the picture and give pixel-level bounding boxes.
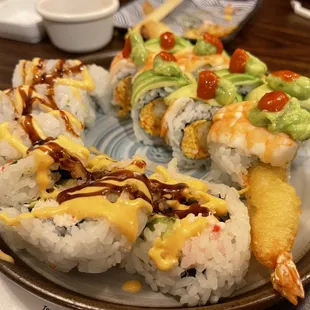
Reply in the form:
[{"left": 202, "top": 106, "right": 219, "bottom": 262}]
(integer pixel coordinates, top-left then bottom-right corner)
[
  {"left": 271, "top": 70, "right": 301, "bottom": 82},
  {"left": 258, "top": 91, "right": 289, "bottom": 112},
  {"left": 160, "top": 32, "right": 176, "bottom": 50},
  {"left": 203, "top": 32, "right": 223, "bottom": 54}
]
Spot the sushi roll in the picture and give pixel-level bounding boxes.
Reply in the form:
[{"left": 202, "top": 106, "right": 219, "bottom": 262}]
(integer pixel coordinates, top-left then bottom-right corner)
[
  {"left": 11, "top": 58, "right": 110, "bottom": 125},
  {"left": 123, "top": 165, "right": 251, "bottom": 306},
  {"left": 0, "top": 110, "right": 84, "bottom": 165},
  {"left": 0, "top": 168, "right": 153, "bottom": 273},
  {"left": 0, "top": 135, "right": 90, "bottom": 208},
  {"left": 206, "top": 92, "right": 310, "bottom": 185},
  {"left": 131, "top": 52, "right": 192, "bottom": 146},
  {"left": 174, "top": 33, "right": 230, "bottom": 75},
  {"left": 109, "top": 31, "right": 192, "bottom": 118},
  {"left": 109, "top": 32, "right": 151, "bottom": 117},
  {"left": 161, "top": 71, "right": 238, "bottom": 169}
]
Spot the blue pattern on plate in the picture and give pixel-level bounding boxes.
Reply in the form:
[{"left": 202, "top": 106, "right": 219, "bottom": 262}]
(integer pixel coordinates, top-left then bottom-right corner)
[{"left": 86, "top": 114, "right": 209, "bottom": 178}]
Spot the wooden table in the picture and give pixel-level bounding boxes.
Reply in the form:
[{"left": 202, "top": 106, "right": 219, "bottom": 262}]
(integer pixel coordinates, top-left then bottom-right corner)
[{"left": 0, "top": 0, "right": 309, "bottom": 309}]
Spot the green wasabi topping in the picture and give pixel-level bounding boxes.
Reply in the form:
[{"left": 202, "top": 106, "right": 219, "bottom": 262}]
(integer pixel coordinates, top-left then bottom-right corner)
[
  {"left": 266, "top": 74, "right": 310, "bottom": 100},
  {"left": 248, "top": 98, "right": 310, "bottom": 141},
  {"left": 193, "top": 39, "right": 217, "bottom": 56},
  {"left": 245, "top": 52, "right": 268, "bottom": 77},
  {"left": 215, "top": 78, "right": 237, "bottom": 106},
  {"left": 144, "top": 37, "right": 192, "bottom": 54},
  {"left": 129, "top": 32, "right": 148, "bottom": 66},
  {"left": 245, "top": 83, "right": 273, "bottom": 101},
  {"left": 153, "top": 55, "right": 182, "bottom": 77}
]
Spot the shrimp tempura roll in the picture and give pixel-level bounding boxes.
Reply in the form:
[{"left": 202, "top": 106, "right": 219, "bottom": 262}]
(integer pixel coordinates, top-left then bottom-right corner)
[
  {"left": 206, "top": 92, "right": 308, "bottom": 185},
  {"left": 246, "top": 163, "right": 304, "bottom": 305}
]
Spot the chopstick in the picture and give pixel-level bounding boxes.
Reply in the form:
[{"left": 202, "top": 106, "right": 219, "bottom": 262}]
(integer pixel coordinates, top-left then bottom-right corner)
[{"left": 133, "top": 0, "right": 183, "bottom": 32}]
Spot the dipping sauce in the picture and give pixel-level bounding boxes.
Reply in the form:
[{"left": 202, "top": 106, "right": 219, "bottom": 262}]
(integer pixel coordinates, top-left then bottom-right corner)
[
  {"left": 160, "top": 32, "right": 176, "bottom": 50},
  {"left": 258, "top": 91, "right": 289, "bottom": 112},
  {"left": 122, "top": 280, "right": 143, "bottom": 293},
  {"left": 197, "top": 71, "right": 219, "bottom": 100},
  {"left": 229, "top": 48, "right": 249, "bottom": 73}
]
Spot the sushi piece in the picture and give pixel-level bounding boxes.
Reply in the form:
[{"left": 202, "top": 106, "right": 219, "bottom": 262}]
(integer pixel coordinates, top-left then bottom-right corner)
[
  {"left": 207, "top": 99, "right": 299, "bottom": 186},
  {"left": 1, "top": 85, "right": 95, "bottom": 127},
  {"left": 124, "top": 164, "right": 251, "bottom": 306},
  {"left": 174, "top": 33, "right": 230, "bottom": 75},
  {"left": 12, "top": 58, "right": 110, "bottom": 125},
  {"left": 109, "top": 31, "right": 192, "bottom": 118},
  {"left": 0, "top": 135, "right": 90, "bottom": 208},
  {"left": 0, "top": 110, "right": 84, "bottom": 165},
  {"left": 131, "top": 52, "right": 192, "bottom": 146},
  {"left": 0, "top": 168, "right": 153, "bottom": 273},
  {"left": 161, "top": 71, "right": 237, "bottom": 169},
  {"left": 109, "top": 32, "right": 151, "bottom": 117},
  {"left": 246, "top": 163, "right": 304, "bottom": 305}
]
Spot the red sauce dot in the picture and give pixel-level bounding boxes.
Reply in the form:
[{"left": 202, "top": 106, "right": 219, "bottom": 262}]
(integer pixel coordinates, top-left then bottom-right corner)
[
  {"left": 203, "top": 32, "right": 223, "bottom": 54},
  {"left": 158, "top": 51, "right": 176, "bottom": 62},
  {"left": 212, "top": 225, "right": 221, "bottom": 233},
  {"left": 271, "top": 70, "right": 301, "bottom": 82},
  {"left": 160, "top": 32, "right": 176, "bottom": 50},
  {"left": 197, "top": 71, "right": 219, "bottom": 100},
  {"left": 122, "top": 37, "right": 131, "bottom": 58},
  {"left": 258, "top": 91, "right": 289, "bottom": 112},
  {"left": 229, "top": 48, "right": 249, "bottom": 73}
]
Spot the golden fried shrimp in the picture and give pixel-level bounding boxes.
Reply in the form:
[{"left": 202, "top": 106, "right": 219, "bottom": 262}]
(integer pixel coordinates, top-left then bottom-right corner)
[{"left": 246, "top": 163, "right": 304, "bottom": 305}]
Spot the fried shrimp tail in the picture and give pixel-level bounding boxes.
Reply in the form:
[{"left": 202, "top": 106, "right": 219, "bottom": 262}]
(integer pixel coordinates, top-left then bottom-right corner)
[
  {"left": 271, "top": 252, "right": 304, "bottom": 305},
  {"left": 246, "top": 163, "right": 304, "bottom": 304}
]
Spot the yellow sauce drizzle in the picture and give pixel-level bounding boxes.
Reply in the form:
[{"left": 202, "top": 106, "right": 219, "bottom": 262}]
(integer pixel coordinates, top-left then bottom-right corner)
[
  {"left": 0, "top": 122, "right": 28, "bottom": 157},
  {"left": 49, "top": 110, "right": 84, "bottom": 131},
  {"left": 122, "top": 280, "right": 143, "bottom": 293},
  {"left": 0, "top": 179, "right": 153, "bottom": 243},
  {"left": 87, "top": 155, "right": 116, "bottom": 172},
  {"left": 35, "top": 150, "right": 55, "bottom": 192},
  {"left": 148, "top": 216, "right": 212, "bottom": 271},
  {"left": 0, "top": 250, "right": 14, "bottom": 264}
]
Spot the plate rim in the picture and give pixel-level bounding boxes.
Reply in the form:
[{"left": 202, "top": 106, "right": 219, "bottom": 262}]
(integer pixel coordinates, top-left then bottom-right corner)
[{"left": 1, "top": 49, "right": 310, "bottom": 310}]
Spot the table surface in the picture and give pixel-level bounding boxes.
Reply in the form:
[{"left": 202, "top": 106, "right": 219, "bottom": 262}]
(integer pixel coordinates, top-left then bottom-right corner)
[{"left": 0, "top": 0, "right": 310, "bottom": 309}]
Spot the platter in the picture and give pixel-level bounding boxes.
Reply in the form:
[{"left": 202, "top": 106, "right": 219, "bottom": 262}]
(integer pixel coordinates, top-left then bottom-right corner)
[{"left": 0, "top": 51, "right": 309, "bottom": 310}]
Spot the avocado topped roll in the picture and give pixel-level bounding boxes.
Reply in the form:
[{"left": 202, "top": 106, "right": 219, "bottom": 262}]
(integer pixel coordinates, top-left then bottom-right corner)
[
  {"left": 161, "top": 71, "right": 238, "bottom": 169},
  {"left": 131, "top": 52, "right": 192, "bottom": 146},
  {"left": 174, "top": 32, "right": 230, "bottom": 75},
  {"left": 0, "top": 168, "right": 153, "bottom": 273},
  {"left": 0, "top": 110, "right": 84, "bottom": 165},
  {"left": 215, "top": 48, "right": 268, "bottom": 98},
  {"left": 12, "top": 58, "right": 110, "bottom": 126},
  {"left": 123, "top": 165, "right": 251, "bottom": 306}
]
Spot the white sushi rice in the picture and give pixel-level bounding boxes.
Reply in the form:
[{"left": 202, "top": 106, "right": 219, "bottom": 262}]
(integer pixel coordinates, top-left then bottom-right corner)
[
  {"left": 207, "top": 143, "right": 258, "bottom": 186},
  {"left": 0, "top": 202, "right": 149, "bottom": 273},
  {"left": 164, "top": 97, "right": 219, "bottom": 169},
  {"left": 0, "top": 156, "right": 48, "bottom": 208},
  {"left": 0, "top": 91, "right": 15, "bottom": 122},
  {"left": 123, "top": 184, "right": 251, "bottom": 306},
  {"left": 131, "top": 87, "right": 175, "bottom": 146},
  {"left": 34, "top": 84, "right": 96, "bottom": 128}
]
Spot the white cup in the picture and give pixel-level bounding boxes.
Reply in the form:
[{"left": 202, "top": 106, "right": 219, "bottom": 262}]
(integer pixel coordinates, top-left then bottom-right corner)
[{"left": 37, "top": 0, "right": 119, "bottom": 53}]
